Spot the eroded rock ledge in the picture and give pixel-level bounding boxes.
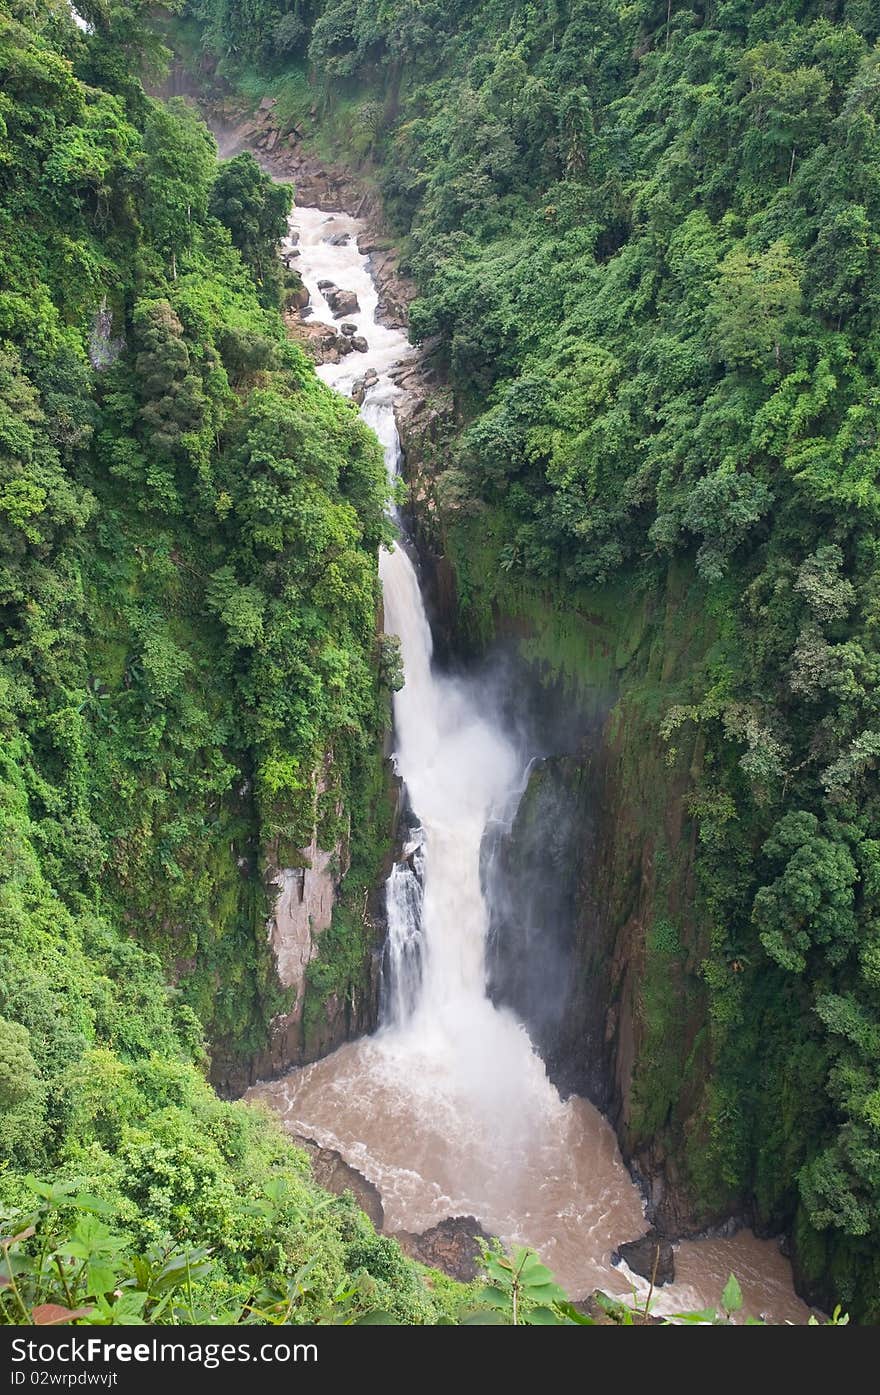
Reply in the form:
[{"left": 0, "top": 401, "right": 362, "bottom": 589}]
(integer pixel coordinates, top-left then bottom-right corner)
[
  {"left": 291, "top": 1137, "right": 491, "bottom": 1282},
  {"left": 291, "top": 1135, "right": 385, "bottom": 1232}
]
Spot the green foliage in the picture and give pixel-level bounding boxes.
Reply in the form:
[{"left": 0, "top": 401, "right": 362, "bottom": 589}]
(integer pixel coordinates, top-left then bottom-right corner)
[
  {"left": 0, "top": 0, "right": 394, "bottom": 1059},
  {"left": 470, "top": 1244, "right": 568, "bottom": 1326},
  {"left": 0, "top": 0, "right": 411, "bottom": 1319},
  {"left": 6, "top": 1206, "right": 847, "bottom": 1328},
  {"left": 0, "top": 1164, "right": 461, "bottom": 1326},
  {"left": 210, "top": 151, "right": 292, "bottom": 301},
  {"left": 141, "top": 98, "right": 216, "bottom": 276}
]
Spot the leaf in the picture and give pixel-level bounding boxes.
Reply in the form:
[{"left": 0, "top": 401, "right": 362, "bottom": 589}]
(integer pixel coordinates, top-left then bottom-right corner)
[
  {"left": 151, "top": 1250, "right": 213, "bottom": 1292},
  {"left": 668, "top": 1309, "right": 718, "bottom": 1324},
  {"left": 483, "top": 1255, "right": 513, "bottom": 1286},
  {"left": 291, "top": 1257, "right": 317, "bottom": 1291},
  {"left": 102, "top": 1291, "right": 148, "bottom": 1325},
  {"left": 2, "top": 1226, "right": 35, "bottom": 1246},
  {"left": 722, "top": 1273, "right": 743, "bottom": 1314},
  {"left": 31, "top": 1304, "right": 94, "bottom": 1325},
  {"left": 459, "top": 1308, "right": 509, "bottom": 1324},
  {"left": 472, "top": 1285, "right": 510, "bottom": 1310},
  {"left": 24, "top": 1177, "right": 76, "bottom": 1203},
  {"left": 526, "top": 1305, "right": 564, "bottom": 1325},
  {"left": 86, "top": 1261, "right": 117, "bottom": 1295},
  {"left": 353, "top": 1310, "right": 401, "bottom": 1324},
  {"left": 522, "top": 1278, "right": 568, "bottom": 1303},
  {"left": 71, "top": 1194, "right": 115, "bottom": 1215}
]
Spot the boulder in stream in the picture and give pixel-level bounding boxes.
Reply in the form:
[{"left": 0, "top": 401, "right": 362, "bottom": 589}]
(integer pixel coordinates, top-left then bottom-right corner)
[
  {"left": 613, "top": 1230, "right": 675, "bottom": 1286},
  {"left": 326, "top": 286, "right": 360, "bottom": 318},
  {"left": 351, "top": 335, "right": 368, "bottom": 353}
]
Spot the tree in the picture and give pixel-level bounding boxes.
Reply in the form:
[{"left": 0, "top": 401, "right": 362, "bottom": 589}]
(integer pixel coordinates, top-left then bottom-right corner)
[
  {"left": 752, "top": 813, "right": 859, "bottom": 973},
  {"left": 210, "top": 152, "right": 292, "bottom": 296},
  {"left": 708, "top": 240, "right": 802, "bottom": 369},
  {"left": 681, "top": 468, "right": 773, "bottom": 581},
  {"left": 141, "top": 98, "right": 216, "bottom": 278},
  {"left": 559, "top": 90, "right": 591, "bottom": 180},
  {"left": 132, "top": 299, "right": 209, "bottom": 464},
  {"left": 807, "top": 204, "right": 875, "bottom": 327},
  {"left": 794, "top": 545, "right": 856, "bottom": 624}
]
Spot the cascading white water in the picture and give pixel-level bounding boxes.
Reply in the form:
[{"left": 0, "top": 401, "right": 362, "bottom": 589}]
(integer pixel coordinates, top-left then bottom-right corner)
[
  {"left": 247, "top": 204, "right": 812, "bottom": 1323},
  {"left": 381, "top": 834, "right": 424, "bottom": 1025}
]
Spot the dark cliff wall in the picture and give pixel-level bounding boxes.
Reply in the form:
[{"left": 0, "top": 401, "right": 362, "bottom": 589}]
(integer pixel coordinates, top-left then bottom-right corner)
[{"left": 430, "top": 510, "right": 723, "bottom": 1236}]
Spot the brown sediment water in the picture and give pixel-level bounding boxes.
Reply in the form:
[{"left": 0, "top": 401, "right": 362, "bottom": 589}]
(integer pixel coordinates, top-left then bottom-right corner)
[{"left": 249, "top": 203, "right": 814, "bottom": 1327}]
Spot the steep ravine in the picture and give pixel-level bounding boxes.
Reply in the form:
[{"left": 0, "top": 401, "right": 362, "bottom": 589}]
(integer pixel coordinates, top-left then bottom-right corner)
[
  {"left": 212, "top": 181, "right": 807, "bottom": 1320},
  {"left": 184, "top": 88, "right": 815, "bottom": 1317}
]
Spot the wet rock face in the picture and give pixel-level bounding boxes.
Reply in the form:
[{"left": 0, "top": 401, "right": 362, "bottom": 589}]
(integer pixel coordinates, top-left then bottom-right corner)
[
  {"left": 287, "top": 280, "right": 309, "bottom": 310},
  {"left": 88, "top": 298, "right": 125, "bottom": 369},
  {"left": 613, "top": 1230, "right": 676, "bottom": 1286},
  {"left": 393, "top": 1216, "right": 493, "bottom": 1282},
  {"left": 482, "top": 756, "right": 592, "bottom": 1082},
  {"left": 352, "top": 368, "right": 379, "bottom": 404}
]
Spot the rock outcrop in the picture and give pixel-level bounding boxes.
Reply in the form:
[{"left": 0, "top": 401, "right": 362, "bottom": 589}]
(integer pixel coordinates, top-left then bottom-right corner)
[
  {"left": 393, "top": 1216, "right": 493, "bottom": 1282},
  {"left": 613, "top": 1230, "right": 676, "bottom": 1286}
]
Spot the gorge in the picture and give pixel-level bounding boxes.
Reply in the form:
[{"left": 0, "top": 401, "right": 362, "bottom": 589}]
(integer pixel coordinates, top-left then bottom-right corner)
[{"left": 247, "top": 198, "right": 810, "bottom": 1322}]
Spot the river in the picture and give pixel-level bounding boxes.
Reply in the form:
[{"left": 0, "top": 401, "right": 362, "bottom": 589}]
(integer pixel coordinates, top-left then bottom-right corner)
[{"left": 247, "top": 202, "right": 811, "bottom": 1325}]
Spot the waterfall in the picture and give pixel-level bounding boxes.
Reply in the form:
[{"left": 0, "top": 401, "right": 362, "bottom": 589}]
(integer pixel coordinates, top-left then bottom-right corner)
[
  {"left": 251, "top": 207, "right": 653, "bottom": 1287},
  {"left": 299, "top": 231, "right": 523, "bottom": 1034},
  {"left": 246, "top": 203, "right": 811, "bottom": 1323},
  {"left": 381, "top": 832, "right": 424, "bottom": 1026}
]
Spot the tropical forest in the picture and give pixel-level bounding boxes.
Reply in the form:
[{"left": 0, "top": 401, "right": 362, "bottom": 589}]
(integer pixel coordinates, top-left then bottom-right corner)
[{"left": 1, "top": 0, "right": 879, "bottom": 1338}]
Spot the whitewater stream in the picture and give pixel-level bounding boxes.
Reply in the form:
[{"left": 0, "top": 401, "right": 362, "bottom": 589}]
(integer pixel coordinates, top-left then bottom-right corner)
[{"left": 247, "top": 203, "right": 811, "bottom": 1324}]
